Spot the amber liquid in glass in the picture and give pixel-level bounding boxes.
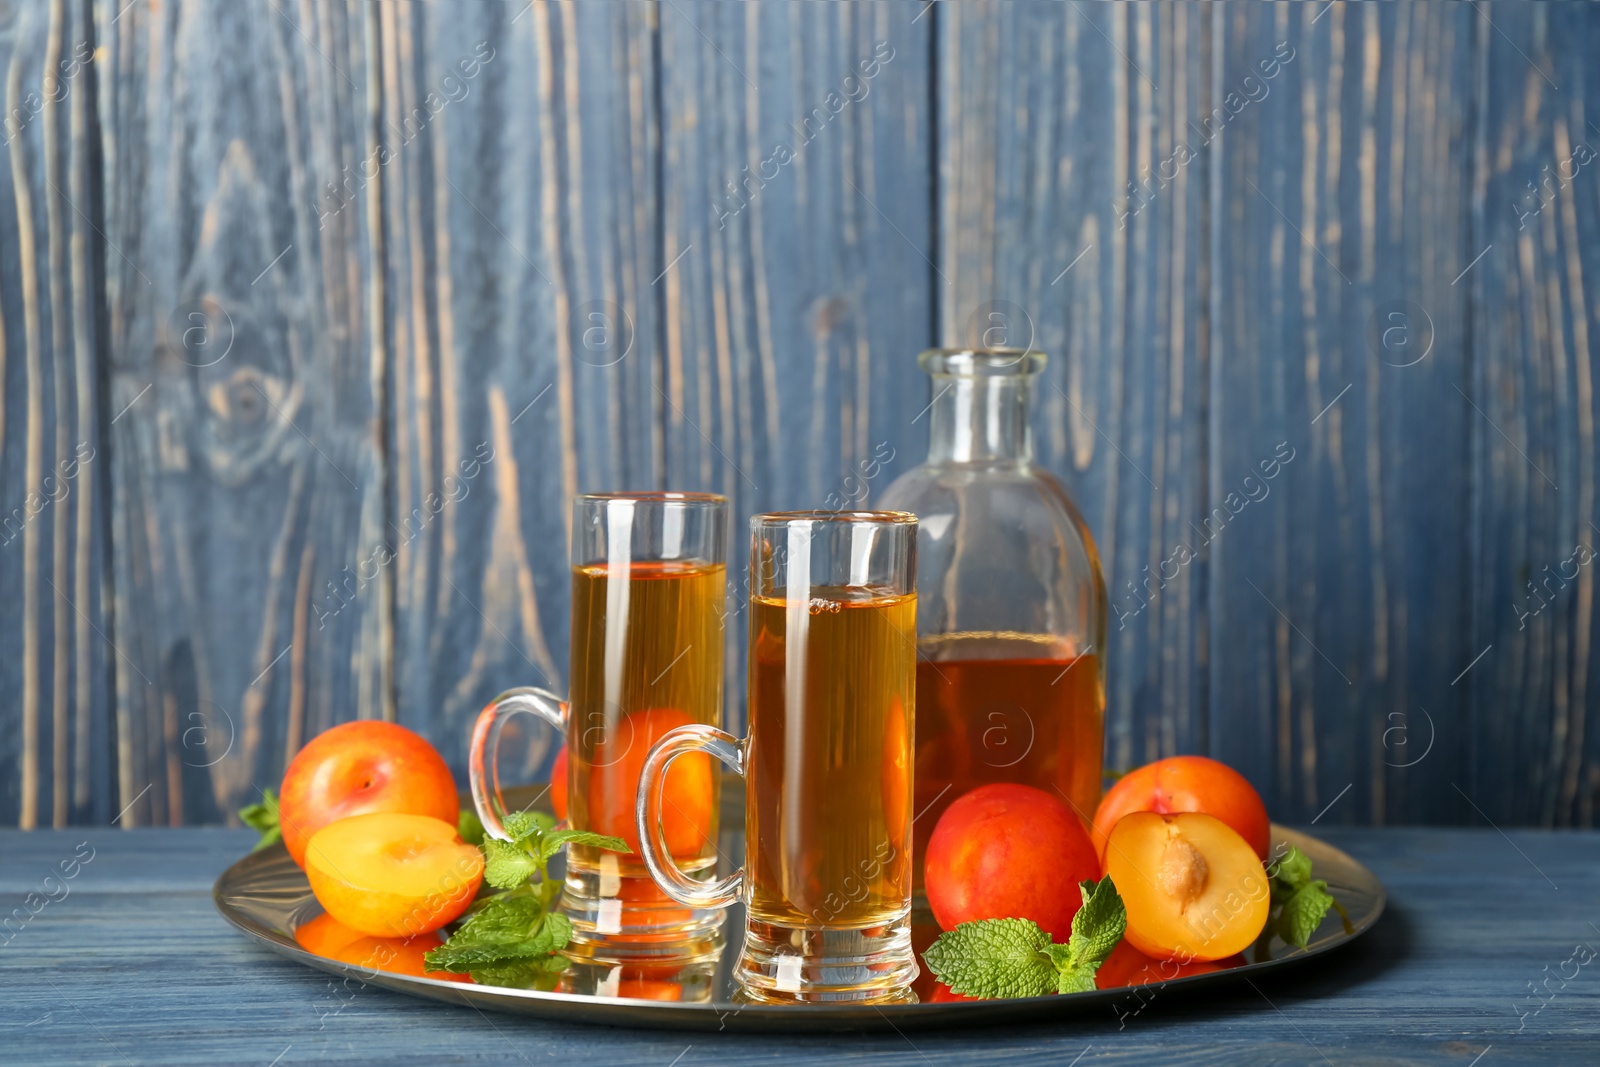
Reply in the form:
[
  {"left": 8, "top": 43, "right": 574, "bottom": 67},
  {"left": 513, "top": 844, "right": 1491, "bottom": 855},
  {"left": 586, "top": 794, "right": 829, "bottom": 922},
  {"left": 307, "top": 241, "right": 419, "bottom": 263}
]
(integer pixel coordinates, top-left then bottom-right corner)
[
  {"left": 567, "top": 560, "right": 725, "bottom": 882},
  {"left": 746, "top": 589, "right": 916, "bottom": 929},
  {"left": 912, "top": 633, "right": 1104, "bottom": 888}
]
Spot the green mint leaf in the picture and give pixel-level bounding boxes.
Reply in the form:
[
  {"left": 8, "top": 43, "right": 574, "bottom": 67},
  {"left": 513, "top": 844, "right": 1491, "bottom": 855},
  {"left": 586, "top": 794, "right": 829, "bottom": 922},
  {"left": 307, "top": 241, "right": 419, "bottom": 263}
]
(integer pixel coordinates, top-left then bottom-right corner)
[
  {"left": 452, "top": 892, "right": 546, "bottom": 946},
  {"left": 1264, "top": 846, "right": 1343, "bottom": 947},
  {"left": 502, "top": 809, "right": 556, "bottom": 843},
  {"left": 1050, "top": 877, "right": 1127, "bottom": 994},
  {"left": 921, "top": 882, "right": 1128, "bottom": 999},
  {"left": 1276, "top": 880, "right": 1334, "bottom": 949},
  {"left": 537, "top": 829, "right": 631, "bottom": 863},
  {"left": 1056, "top": 963, "right": 1100, "bottom": 995},
  {"left": 239, "top": 789, "right": 282, "bottom": 851},
  {"left": 478, "top": 809, "right": 582, "bottom": 892},
  {"left": 482, "top": 836, "right": 542, "bottom": 890},
  {"left": 537, "top": 909, "right": 573, "bottom": 951},
  {"left": 426, "top": 939, "right": 525, "bottom": 972},
  {"left": 457, "top": 809, "right": 486, "bottom": 847},
  {"left": 425, "top": 898, "right": 572, "bottom": 972},
  {"left": 1068, "top": 877, "right": 1127, "bottom": 965},
  {"left": 250, "top": 827, "right": 283, "bottom": 852},
  {"left": 1039, "top": 943, "right": 1092, "bottom": 995},
  {"left": 922, "top": 918, "right": 1057, "bottom": 999},
  {"left": 1269, "top": 845, "right": 1314, "bottom": 897},
  {"left": 427, "top": 894, "right": 543, "bottom": 969}
]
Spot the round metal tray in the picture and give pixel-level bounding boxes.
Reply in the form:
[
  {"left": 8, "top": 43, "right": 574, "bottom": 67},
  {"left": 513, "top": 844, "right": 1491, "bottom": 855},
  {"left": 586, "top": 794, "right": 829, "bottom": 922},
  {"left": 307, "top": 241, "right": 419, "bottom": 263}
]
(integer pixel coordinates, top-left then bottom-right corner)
[{"left": 214, "top": 821, "right": 1384, "bottom": 1033}]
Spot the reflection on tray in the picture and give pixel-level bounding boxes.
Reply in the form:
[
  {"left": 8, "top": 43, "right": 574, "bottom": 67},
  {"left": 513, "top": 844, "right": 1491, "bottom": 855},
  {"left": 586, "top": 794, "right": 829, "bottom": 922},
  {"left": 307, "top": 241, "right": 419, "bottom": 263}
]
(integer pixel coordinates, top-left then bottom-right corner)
[
  {"left": 215, "top": 824, "right": 1384, "bottom": 1032},
  {"left": 560, "top": 957, "right": 719, "bottom": 1003},
  {"left": 289, "top": 870, "right": 732, "bottom": 990},
  {"left": 293, "top": 903, "right": 726, "bottom": 997},
  {"left": 293, "top": 912, "right": 469, "bottom": 984},
  {"left": 560, "top": 874, "right": 728, "bottom": 968}
]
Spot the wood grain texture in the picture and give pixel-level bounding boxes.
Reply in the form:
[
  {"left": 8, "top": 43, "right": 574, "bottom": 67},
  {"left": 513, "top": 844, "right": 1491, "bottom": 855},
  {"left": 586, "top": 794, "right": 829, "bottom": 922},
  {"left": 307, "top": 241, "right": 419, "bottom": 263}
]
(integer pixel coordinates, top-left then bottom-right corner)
[
  {"left": 0, "top": 0, "right": 108, "bottom": 829},
  {"left": 96, "top": 0, "right": 387, "bottom": 826},
  {"left": 1467, "top": 1, "right": 1600, "bottom": 827},
  {"left": 657, "top": 0, "right": 933, "bottom": 729},
  {"left": 1, "top": 0, "right": 1598, "bottom": 830},
  {"left": 1207, "top": 2, "right": 1481, "bottom": 826},
  {"left": 380, "top": 0, "right": 660, "bottom": 777},
  {"left": 4, "top": 826, "right": 1593, "bottom": 1063},
  {"left": 939, "top": 0, "right": 1211, "bottom": 773}
]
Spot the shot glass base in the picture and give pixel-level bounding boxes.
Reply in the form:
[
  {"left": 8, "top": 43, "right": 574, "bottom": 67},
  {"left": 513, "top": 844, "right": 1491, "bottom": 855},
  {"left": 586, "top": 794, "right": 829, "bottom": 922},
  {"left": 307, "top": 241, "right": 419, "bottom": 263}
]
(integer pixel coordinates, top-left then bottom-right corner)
[
  {"left": 732, "top": 913, "right": 919, "bottom": 1004},
  {"left": 560, "top": 860, "right": 727, "bottom": 965}
]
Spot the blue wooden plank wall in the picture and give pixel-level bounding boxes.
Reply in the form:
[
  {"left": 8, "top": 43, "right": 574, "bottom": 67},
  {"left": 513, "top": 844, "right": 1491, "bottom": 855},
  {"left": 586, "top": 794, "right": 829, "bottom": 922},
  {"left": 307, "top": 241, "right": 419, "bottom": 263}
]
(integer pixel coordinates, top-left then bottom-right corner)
[
  {"left": 1206, "top": 2, "right": 1480, "bottom": 828},
  {"left": 0, "top": 0, "right": 1596, "bottom": 830}
]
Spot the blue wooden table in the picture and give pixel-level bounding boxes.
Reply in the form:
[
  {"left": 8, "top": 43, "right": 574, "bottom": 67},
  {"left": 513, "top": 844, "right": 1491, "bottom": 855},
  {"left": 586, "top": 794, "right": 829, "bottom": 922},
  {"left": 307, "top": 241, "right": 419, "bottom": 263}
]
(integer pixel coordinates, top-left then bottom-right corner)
[{"left": 3, "top": 827, "right": 1596, "bottom": 1065}]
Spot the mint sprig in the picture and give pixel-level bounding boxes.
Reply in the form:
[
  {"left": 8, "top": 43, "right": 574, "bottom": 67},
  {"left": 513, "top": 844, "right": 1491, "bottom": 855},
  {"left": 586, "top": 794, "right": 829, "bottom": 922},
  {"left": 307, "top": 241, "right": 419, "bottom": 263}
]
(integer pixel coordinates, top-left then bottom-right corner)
[
  {"left": 1051, "top": 874, "right": 1128, "bottom": 993},
  {"left": 924, "top": 917, "right": 1057, "bottom": 998},
  {"left": 425, "top": 810, "right": 629, "bottom": 987},
  {"left": 426, "top": 896, "right": 572, "bottom": 971},
  {"left": 239, "top": 789, "right": 282, "bottom": 851},
  {"left": 1266, "top": 844, "right": 1348, "bottom": 949},
  {"left": 923, "top": 876, "right": 1127, "bottom": 999}
]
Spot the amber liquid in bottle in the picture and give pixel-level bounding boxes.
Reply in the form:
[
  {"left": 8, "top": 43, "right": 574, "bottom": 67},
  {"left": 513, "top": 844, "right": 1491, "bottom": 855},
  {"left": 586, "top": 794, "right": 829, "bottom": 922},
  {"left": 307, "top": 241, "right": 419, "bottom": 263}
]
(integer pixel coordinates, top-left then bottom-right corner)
[
  {"left": 746, "top": 590, "right": 916, "bottom": 928},
  {"left": 912, "top": 632, "right": 1104, "bottom": 888},
  {"left": 567, "top": 560, "right": 725, "bottom": 881}
]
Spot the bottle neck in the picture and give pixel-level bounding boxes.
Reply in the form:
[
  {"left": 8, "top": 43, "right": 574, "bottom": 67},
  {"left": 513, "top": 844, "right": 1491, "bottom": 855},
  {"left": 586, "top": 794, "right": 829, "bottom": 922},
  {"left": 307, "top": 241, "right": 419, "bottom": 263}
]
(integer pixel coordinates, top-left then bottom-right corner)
[{"left": 926, "top": 373, "right": 1035, "bottom": 465}]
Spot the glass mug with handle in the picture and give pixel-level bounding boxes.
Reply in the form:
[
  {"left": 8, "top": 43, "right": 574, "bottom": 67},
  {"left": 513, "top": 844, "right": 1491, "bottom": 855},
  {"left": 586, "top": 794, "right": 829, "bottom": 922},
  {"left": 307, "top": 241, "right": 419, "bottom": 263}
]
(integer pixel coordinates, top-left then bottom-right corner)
[
  {"left": 469, "top": 492, "right": 729, "bottom": 961},
  {"left": 637, "top": 511, "right": 919, "bottom": 1003}
]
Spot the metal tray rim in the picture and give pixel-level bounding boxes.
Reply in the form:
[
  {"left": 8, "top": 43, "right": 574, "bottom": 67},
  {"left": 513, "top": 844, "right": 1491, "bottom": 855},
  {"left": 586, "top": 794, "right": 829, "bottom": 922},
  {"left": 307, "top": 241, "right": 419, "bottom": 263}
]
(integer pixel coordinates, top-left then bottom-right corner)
[{"left": 214, "top": 823, "right": 1385, "bottom": 1033}]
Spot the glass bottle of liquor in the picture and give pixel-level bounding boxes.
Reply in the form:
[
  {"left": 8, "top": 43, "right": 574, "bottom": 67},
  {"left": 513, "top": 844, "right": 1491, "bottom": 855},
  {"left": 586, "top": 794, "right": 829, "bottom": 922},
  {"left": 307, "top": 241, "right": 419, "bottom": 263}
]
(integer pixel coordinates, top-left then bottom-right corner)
[{"left": 878, "top": 348, "right": 1107, "bottom": 888}]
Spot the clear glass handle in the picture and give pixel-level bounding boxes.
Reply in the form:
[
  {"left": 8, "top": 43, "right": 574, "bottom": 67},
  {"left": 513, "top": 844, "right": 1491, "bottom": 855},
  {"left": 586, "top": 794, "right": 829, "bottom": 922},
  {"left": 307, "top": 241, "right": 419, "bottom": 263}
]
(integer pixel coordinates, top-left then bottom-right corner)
[
  {"left": 636, "top": 723, "right": 744, "bottom": 909},
  {"left": 469, "top": 687, "right": 567, "bottom": 843}
]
